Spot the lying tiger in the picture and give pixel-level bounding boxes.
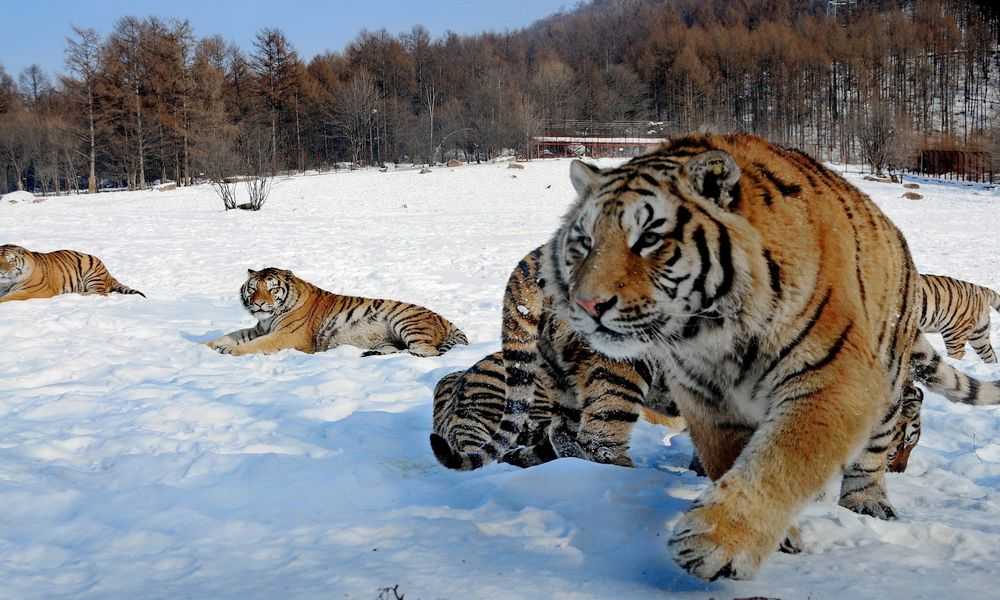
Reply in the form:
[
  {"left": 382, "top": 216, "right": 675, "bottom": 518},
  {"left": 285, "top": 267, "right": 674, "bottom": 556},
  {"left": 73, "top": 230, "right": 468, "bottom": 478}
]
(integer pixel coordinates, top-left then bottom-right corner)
[
  {"left": 458, "top": 133, "right": 1000, "bottom": 580},
  {"left": 0, "top": 244, "right": 144, "bottom": 303},
  {"left": 919, "top": 273, "right": 1000, "bottom": 363},
  {"left": 430, "top": 247, "right": 679, "bottom": 470},
  {"left": 207, "top": 267, "right": 467, "bottom": 357}
]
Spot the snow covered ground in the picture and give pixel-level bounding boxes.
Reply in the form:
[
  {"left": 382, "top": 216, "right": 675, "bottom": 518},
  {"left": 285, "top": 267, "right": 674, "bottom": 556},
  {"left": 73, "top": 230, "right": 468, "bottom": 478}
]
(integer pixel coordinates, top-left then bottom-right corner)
[{"left": 2, "top": 159, "right": 999, "bottom": 599}]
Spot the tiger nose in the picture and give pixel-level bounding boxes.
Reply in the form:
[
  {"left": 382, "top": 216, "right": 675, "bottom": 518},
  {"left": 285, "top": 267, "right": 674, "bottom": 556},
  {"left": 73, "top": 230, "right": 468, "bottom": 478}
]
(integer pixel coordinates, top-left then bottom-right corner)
[{"left": 575, "top": 296, "right": 618, "bottom": 318}]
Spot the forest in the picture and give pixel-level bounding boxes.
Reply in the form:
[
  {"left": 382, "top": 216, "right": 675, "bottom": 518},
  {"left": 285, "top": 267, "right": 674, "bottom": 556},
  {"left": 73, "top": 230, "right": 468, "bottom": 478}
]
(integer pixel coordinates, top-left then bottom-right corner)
[{"left": 1, "top": 0, "right": 999, "bottom": 194}]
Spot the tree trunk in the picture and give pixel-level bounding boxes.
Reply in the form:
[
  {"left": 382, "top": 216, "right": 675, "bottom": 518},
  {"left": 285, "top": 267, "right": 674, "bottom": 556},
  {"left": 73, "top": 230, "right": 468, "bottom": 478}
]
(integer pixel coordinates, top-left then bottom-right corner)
[
  {"left": 294, "top": 93, "right": 302, "bottom": 172},
  {"left": 88, "top": 85, "right": 97, "bottom": 194},
  {"left": 271, "top": 109, "right": 277, "bottom": 175},
  {"left": 136, "top": 84, "right": 145, "bottom": 189},
  {"left": 182, "top": 95, "right": 189, "bottom": 186}
]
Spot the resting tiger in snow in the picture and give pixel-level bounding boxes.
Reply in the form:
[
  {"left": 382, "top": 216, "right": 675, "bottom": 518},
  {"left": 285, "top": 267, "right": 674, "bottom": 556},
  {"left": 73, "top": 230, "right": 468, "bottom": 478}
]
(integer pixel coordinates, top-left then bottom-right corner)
[
  {"left": 430, "top": 248, "right": 681, "bottom": 470},
  {"left": 207, "top": 267, "right": 468, "bottom": 357},
  {"left": 470, "top": 133, "right": 1000, "bottom": 580},
  {"left": 919, "top": 273, "right": 1000, "bottom": 363},
  {"left": 0, "top": 244, "right": 144, "bottom": 303}
]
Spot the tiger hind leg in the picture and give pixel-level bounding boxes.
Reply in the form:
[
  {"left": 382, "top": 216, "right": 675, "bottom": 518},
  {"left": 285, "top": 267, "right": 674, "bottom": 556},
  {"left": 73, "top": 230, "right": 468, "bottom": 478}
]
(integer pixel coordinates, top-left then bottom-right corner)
[
  {"left": 575, "top": 396, "right": 639, "bottom": 468},
  {"left": 838, "top": 395, "right": 899, "bottom": 520},
  {"left": 942, "top": 326, "right": 970, "bottom": 360},
  {"left": 969, "top": 321, "right": 997, "bottom": 363}
]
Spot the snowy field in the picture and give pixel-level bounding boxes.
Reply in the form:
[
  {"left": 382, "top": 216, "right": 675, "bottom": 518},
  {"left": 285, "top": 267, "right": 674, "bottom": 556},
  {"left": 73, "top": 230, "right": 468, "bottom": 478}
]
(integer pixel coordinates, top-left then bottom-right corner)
[{"left": 2, "top": 159, "right": 1000, "bottom": 599}]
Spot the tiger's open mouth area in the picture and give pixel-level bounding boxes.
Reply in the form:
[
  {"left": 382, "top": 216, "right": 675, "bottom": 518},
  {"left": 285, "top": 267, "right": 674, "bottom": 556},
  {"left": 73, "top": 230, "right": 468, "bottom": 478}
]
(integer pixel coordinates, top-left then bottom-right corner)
[{"left": 1, "top": 162, "right": 999, "bottom": 598}]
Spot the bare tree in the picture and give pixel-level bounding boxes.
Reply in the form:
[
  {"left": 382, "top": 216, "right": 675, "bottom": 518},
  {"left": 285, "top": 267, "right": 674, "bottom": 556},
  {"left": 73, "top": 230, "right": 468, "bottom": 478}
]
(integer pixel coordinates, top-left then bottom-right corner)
[
  {"left": 205, "top": 126, "right": 241, "bottom": 209},
  {"left": 110, "top": 17, "right": 149, "bottom": 189},
  {"left": 65, "top": 26, "right": 101, "bottom": 193},
  {"left": 856, "top": 102, "right": 897, "bottom": 176},
  {"left": 0, "top": 111, "right": 33, "bottom": 190},
  {"left": 251, "top": 28, "right": 298, "bottom": 174},
  {"left": 238, "top": 125, "right": 273, "bottom": 210},
  {"left": 332, "top": 70, "right": 377, "bottom": 165},
  {"left": 530, "top": 58, "right": 574, "bottom": 124},
  {"left": 0, "top": 64, "right": 15, "bottom": 115},
  {"left": 421, "top": 74, "right": 438, "bottom": 163},
  {"left": 18, "top": 64, "right": 50, "bottom": 110}
]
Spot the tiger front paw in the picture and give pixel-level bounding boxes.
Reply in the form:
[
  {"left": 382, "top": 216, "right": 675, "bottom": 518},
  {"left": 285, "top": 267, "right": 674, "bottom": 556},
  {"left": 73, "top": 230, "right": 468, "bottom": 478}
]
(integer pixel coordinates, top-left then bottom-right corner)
[
  {"left": 839, "top": 488, "right": 897, "bottom": 520},
  {"left": 668, "top": 483, "right": 780, "bottom": 581},
  {"left": 207, "top": 337, "right": 236, "bottom": 355}
]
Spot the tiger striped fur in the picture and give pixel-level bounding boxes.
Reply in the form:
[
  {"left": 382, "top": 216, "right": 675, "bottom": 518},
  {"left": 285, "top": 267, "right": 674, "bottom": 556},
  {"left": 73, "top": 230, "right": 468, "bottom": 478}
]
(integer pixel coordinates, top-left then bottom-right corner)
[
  {"left": 432, "top": 247, "right": 679, "bottom": 471},
  {"left": 207, "top": 267, "right": 467, "bottom": 357},
  {"left": 431, "top": 352, "right": 560, "bottom": 469},
  {"left": 431, "top": 349, "right": 686, "bottom": 470},
  {"left": 919, "top": 273, "right": 1000, "bottom": 363},
  {"left": 0, "top": 244, "right": 144, "bottom": 303},
  {"left": 522, "top": 133, "right": 1000, "bottom": 580},
  {"left": 887, "top": 383, "right": 923, "bottom": 473}
]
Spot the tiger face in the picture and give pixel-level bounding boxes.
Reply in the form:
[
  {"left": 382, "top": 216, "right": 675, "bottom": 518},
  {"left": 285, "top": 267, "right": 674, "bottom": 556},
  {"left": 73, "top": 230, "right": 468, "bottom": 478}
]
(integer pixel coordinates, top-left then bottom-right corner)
[
  {"left": 888, "top": 385, "right": 923, "bottom": 473},
  {"left": 0, "top": 244, "right": 29, "bottom": 284},
  {"left": 241, "top": 268, "right": 295, "bottom": 320},
  {"left": 549, "top": 151, "right": 751, "bottom": 359}
]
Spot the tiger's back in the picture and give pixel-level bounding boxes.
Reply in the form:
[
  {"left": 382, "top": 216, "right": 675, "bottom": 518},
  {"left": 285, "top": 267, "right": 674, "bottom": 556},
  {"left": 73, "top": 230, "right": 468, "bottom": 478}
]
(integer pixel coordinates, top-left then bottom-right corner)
[
  {"left": 919, "top": 273, "right": 1000, "bottom": 362},
  {"left": 313, "top": 294, "right": 468, "bottom": 356}
]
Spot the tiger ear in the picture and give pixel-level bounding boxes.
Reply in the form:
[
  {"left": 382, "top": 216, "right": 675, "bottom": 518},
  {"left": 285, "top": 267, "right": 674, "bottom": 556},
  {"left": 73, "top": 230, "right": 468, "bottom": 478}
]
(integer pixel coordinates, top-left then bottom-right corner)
[
  {"left": 281, "top": 269, "right": 294, "bottom": 278},
  {"left": 570, "top": 160, "right": 602, "bottom": 196},
  {"left": 686, "top": 150, "right": 741, "bottom": 208},
  {"left": 247, "top": 269, "right": 257, "bottom": 276}
]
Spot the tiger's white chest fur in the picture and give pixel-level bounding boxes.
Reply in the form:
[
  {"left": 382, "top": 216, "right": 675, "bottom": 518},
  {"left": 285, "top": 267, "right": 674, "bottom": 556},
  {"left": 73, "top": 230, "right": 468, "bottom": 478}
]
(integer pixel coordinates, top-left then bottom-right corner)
[{"left": 657, "top": 322, "right": 772, "bottom": 425}]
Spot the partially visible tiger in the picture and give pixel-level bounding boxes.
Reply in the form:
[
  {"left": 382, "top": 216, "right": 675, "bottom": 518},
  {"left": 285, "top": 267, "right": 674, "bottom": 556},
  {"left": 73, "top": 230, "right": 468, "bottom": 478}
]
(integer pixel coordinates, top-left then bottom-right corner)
[
  {"left": 492, "top": 133, "right": 1000, "bottom": 580},
  {"left": 431, "top": 350, "right": 686, "bottom": 470},
  {"left": 431, "top": 352, "right": 559, "bottom": 468},
  {"left": 0, "top": 244, "right": 144, "bottom": 303},
  {"left": 887, "top": 383, "right": 923, "bottom": 473},
  {"left": 919, "top": 273, "right": 1000, "bottom": 363},
  {"left": 430, "top": 247, "right": 679, "bottom": 470},
  {"left": 207, "top": 267, "right": 467, "bottom": 357}
]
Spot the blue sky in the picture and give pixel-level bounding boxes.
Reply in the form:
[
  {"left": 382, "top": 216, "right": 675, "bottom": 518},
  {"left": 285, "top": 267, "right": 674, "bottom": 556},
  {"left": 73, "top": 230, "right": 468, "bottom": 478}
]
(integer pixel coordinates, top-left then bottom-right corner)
[{"left": 2, "top": 0, "right": 573, "bottom": 80}]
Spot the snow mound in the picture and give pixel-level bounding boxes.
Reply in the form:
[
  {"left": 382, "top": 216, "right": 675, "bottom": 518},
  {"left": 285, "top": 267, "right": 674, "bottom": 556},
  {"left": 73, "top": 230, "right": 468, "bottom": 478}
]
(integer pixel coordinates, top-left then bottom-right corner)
[{"left": 3, "top": 190, "right": 35, "bottom": 204}]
